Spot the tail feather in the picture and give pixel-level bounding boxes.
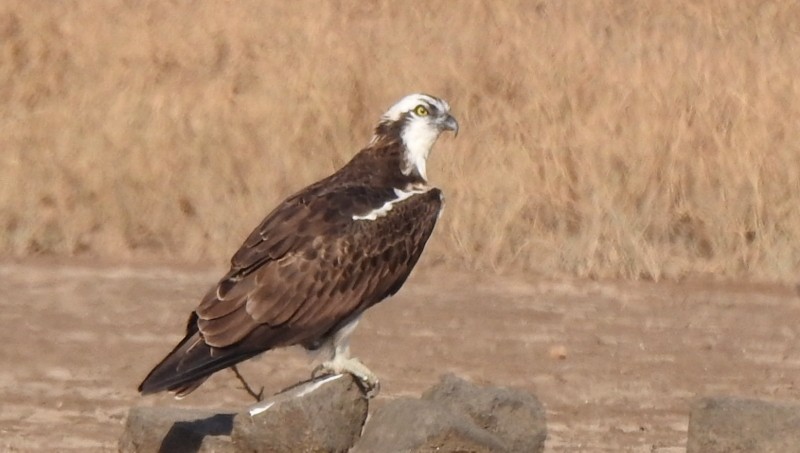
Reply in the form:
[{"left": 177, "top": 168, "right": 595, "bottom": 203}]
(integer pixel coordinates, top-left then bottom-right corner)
[
  {"left": 173, "top": 377, "right": 209, "bottom": 399},
  {"left": 138, "top": 331, "right": 259, "bottom": 396}
]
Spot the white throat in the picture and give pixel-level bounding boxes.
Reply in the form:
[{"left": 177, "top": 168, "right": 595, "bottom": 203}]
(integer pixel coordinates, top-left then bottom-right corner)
[{"left": 400, "top": 120, "right": 439, "bottom": 181}]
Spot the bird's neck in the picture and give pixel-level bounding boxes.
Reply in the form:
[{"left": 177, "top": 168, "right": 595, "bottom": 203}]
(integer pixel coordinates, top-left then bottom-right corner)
[{"left": 343, "top": 141, "right": 428, "bottom": 189}]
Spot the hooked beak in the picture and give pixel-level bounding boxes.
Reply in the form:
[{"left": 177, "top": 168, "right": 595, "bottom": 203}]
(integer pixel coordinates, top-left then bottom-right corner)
[{"left": 439, "top": 113, "right": 459, "bottom": 137}]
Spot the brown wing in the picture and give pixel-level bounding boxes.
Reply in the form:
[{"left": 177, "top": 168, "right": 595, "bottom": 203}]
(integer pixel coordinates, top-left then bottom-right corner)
[
  {"left": 197, "top": 186, "right": 443, "bottom": 347},
  {"left": 138, "top": 185, "right": 442, "bottom": 394}
]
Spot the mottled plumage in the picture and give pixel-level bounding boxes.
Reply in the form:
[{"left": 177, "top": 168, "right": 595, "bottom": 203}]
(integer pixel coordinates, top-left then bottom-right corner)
[{"left": 139, "top": 93, "right": 457, "bottom": 397}]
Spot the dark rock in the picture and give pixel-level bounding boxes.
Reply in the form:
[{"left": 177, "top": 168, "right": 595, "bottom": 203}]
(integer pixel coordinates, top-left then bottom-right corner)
[
  {"left": 355, "top": 374, "right": 547, "bottom": 453},
  {"left": 231, "top": 373, "right": 368, "bottom": 452},
  {"left": 352, "top": 397, "right": 506, "bottom": 453},
  {"left": 687, "top": 397, "right": 800, "bottom": 453},
  {"left": 118, "top": 406, "right": 234, "bottom": 453},
  {"left": 422, "top": 374, "right": 547, "bottom": 452}
]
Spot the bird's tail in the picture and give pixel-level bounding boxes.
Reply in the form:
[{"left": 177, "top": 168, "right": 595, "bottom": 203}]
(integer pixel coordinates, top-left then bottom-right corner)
[{"left": 138, "top": 331, "right": 259, "bottom": 397}]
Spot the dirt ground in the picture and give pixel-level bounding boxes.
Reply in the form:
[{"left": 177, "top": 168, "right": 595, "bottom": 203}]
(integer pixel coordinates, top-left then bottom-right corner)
[{"left": 1, "top": 258, "right": 799, "bottom": 452}]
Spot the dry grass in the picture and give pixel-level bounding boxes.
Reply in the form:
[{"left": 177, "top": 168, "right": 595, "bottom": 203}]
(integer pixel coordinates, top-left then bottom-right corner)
[{"left": 2, "top": 0, "right": 800, "bottom": 281}]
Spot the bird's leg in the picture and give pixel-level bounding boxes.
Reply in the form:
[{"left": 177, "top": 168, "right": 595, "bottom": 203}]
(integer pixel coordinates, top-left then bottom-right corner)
[
  {"left": 312, "top": 342, "right": 380, "bottom": 398},
  {"left": 310, "top": 318, "right": 380, "bottom": 398},
  {"left": 230, "top": 365, "right": 264, "bottom": 402}
]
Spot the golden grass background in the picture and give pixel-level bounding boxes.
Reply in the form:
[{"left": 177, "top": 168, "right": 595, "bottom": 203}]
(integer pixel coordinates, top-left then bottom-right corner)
[{"left": 2, "top": 1, "right": 800, "bottom": 281}]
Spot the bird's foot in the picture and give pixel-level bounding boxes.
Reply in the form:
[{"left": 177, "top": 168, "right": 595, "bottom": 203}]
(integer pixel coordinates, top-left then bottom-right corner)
[
  {"left": 231, "top": 365, "right": 264, "bottom": 402},
  {"left": 312, "top": 357, "right": 380, "bottom": 398}
]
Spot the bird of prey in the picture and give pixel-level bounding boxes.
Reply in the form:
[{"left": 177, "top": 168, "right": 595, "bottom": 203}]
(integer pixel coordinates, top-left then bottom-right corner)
[{"left": 138, "top": 93, "right": 458, "bottom": 398}]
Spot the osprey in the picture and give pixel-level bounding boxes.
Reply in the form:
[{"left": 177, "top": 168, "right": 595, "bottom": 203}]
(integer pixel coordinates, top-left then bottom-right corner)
[{"left": 138, "top": 93, "right": 458, "bottom": 398}]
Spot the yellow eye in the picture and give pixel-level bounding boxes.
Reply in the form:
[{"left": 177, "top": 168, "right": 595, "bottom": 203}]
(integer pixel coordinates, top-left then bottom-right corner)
[{"left": 414, "top": 105, "right": 429, "bottom": 116}]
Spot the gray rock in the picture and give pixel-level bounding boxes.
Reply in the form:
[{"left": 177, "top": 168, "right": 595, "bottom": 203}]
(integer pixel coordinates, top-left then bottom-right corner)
[
  {"left": 120, "top": 373, "right": 367, "bottom": 453},
  {"left": 231, "top": 373, "right": 368, "bottom": 452},
  {"left": 353, "top": 397, "right": 506, "bottom": 453},
  {"left": 687, "top": 397, "right": 800, "bottom": 453},
  {"left": 354, "top": 374, "right": 547, "bottom": 453},
  {"left": 118, "top": 406, "right": 234, "bottom": 453},
  {"left": 422, "top": 374, "right": 547, "bottom": 453}
]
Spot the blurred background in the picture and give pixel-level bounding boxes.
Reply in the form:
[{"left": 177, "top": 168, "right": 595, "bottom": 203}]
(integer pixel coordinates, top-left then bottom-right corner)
[{"left": 2, "top": 0, "right": 800, "bottom": 282}]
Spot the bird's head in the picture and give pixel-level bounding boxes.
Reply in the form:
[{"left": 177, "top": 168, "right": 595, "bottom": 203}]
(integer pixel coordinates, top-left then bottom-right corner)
[{"left": 372, "top": 93, "right": 458, "bottom": 181}]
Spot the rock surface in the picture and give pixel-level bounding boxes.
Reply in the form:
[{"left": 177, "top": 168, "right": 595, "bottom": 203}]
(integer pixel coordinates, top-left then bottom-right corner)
[
  {"left": 231, "top": 373, "right": 368, "bottom": 452},
  {"left": 119, "top": 373, "right": 367, "bottom": 453},
  {"left": 354, "top": 374, "right": 547, "bottom": 453},
  {"left": 687, "top": 397, "right": 800, "bottom": 453},
  {"left": 352, "top": 397, "right": 506, "bottom": 453},
  {"left": 423, "top": 373, "right": 548, "bottom": 452}
]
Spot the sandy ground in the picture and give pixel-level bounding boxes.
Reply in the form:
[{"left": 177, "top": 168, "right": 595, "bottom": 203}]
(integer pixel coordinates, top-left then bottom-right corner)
[{"left": 1, "top": 259, "right": 799, "bottom": 452}]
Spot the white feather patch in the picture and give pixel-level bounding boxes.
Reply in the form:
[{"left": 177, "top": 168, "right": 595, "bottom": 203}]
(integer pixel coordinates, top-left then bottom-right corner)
[
  {"left": 352, "top": 188, "right": 427, "bottom": 221},
  {"left": 400, "top": 118, "right": 439, "bottom": 180}
]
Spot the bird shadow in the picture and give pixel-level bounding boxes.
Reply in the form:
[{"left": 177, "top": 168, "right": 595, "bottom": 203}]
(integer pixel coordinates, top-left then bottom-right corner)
[{"left": 158, "top": 413, "right": 235, "bottom": 453}]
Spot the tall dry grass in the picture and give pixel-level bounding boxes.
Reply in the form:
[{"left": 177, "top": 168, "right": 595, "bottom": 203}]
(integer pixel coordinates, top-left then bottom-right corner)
[{"left": 2, "top": 1, "right": 800, "bottom": 281}]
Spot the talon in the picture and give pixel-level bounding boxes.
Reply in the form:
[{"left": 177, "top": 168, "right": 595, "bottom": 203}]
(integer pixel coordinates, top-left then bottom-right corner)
[
  {"left": 314, "top": 357, "right": 380, "bottom": 398},
  {"left": 356, "top": 377, "right": 381, "bottom": 399},
  {"left": 311, "top": 363, "right": 331, "bottom": 380}
]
